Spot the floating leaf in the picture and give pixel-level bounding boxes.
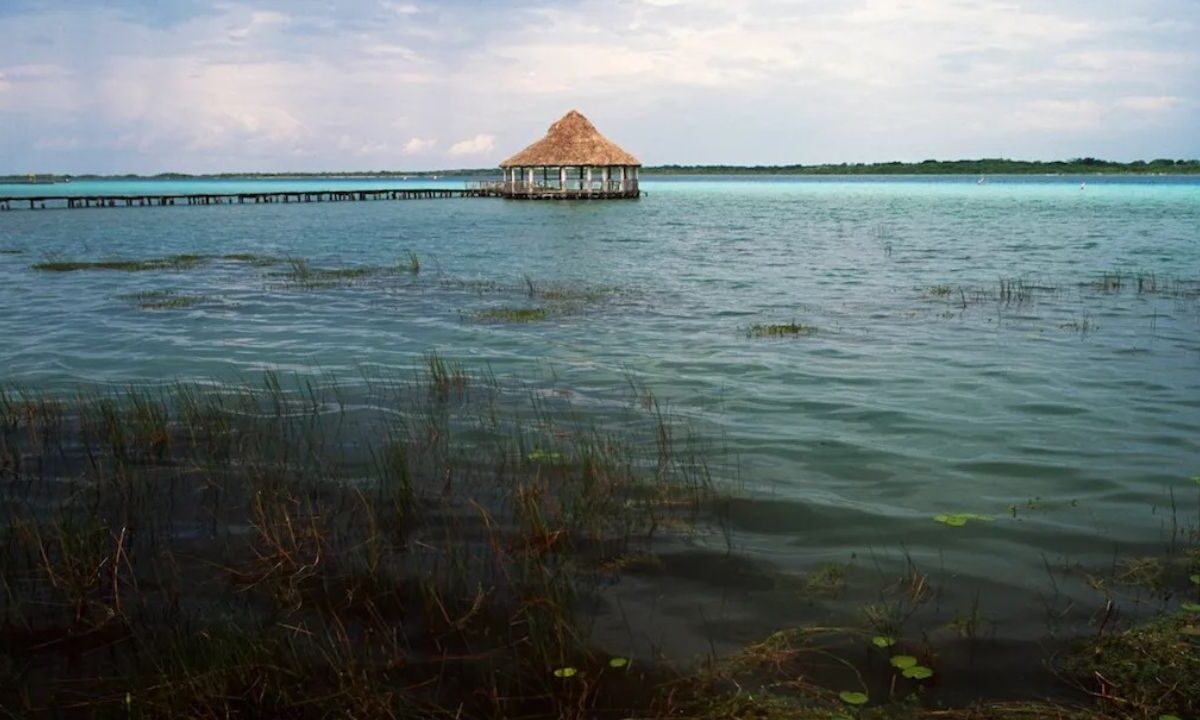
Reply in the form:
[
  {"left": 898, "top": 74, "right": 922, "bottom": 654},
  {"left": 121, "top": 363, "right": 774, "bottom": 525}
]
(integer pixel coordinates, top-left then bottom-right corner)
[
  {"left": 890, "top": 655, "right": 918, "bottom": 670},
  {"left": 934, "top": 513, "right": 992, "bottom": 527},
  {"left": 838, "top": 691, "right": 868, "bottom": 706},
  {"left": 1182, "top": 603, "right": 1200, "bottom": 613},
  {"left": 609, "top": 657, "right": 629, "bottom": 669},
  {"left": 871, "top": 636, "right": 896, "bottom": 648},
  {"left": 1160, "top": 715, "right": 1182, "bottom": 720},
  {"left": 553, "top": 667, "right": 577, "bottom": 678},
  {"left": 1190, "top": 574, "right": 1200, "bottom": 585},
  {"left": 903, "top": 665, "right": 934, "bottom": 680}
]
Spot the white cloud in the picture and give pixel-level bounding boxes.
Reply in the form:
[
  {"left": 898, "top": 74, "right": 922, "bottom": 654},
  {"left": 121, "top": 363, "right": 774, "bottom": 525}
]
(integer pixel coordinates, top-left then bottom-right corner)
[
  {"left": 403, "top": 137, "right": 436, "bottom": 154},
  {"left": 383, "top": 2, "right": 421, "bottom": 15},
  {"left": 1, "top": 0, "right": 1196, "bottom": 170},
  {"left": 447, "top": 134, "right": 495, "bottom": 156},
  {"left": 1116, "top": 95, "right": 1184, "bottom": 113}
]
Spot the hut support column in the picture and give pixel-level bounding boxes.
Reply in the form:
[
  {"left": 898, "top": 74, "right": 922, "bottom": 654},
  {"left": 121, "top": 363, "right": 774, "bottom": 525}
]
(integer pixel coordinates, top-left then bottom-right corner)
[
  {"left": 586, "top": 167, "right": 593, "bottom": 191},
  {"left": 602, "top": 167, "right": 609, "bottom": 191},
  {"left": 559, "top": 166, "right": 566, "bottom": 191}
]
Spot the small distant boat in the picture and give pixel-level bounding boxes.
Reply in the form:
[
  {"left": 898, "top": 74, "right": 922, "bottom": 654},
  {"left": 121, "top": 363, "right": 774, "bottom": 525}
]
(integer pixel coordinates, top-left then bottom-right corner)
[{"left": 977, "top": 175, "right": 988, "bottom": 185}]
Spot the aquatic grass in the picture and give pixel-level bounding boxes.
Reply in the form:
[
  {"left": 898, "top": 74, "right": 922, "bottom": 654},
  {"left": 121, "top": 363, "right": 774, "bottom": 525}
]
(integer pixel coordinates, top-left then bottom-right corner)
[
  {"left": 274, "top": 256, "right": 418, "bottom": 288},
  {"left": 1064, "top": 611, "right": 1200, "bottom": 719},
  {"left": 802, "top": 562, "right": 849, "bottom": 596},
  {"left": 747, "top": 322, "right": 817, "bottom": 338},
  {"left": 32, "top": 254, "right": 209, "bottom": 272},
  {"left": 219, "top": 252, "right": 281, "bottom": 266},
  {"left": 0, "top": 367, "right": 724, "bottom": 719},
  {"left": 118, "top": 289, "right": 209, "bottom": 310},
  {"left": 474, "top": 306, "right": 552, "bottom": 322}
]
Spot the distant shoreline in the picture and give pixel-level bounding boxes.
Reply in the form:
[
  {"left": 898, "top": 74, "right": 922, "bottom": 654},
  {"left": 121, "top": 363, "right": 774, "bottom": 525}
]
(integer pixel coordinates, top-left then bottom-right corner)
[{"left": 4, "top": 158, "right": 1199, "bottom": 181}]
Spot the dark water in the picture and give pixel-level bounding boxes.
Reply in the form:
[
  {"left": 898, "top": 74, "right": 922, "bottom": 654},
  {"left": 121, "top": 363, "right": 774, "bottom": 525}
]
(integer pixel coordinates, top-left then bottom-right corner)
[{"left": 1, "top": 175, "right": 1198, "bottom": 696}]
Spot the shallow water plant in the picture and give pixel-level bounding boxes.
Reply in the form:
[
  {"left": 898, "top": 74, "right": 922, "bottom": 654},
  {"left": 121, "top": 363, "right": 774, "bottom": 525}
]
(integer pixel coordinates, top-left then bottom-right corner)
[
  {"left": 838, "top": 691, "right": 868, "bottom": 706},
  {"left": 933, "top": 512, "right": 993, "bottom": 527},
  {"left": 475, "top": 306, "right": 551, "bottom": 322},
  {"left": 119, "top": 290, "right": 208, "bottom": 310},
  {"left": 747, "top": 322, "right": 817, "bottom": 338},
  {"left": 32, "top": 254, "right": 209, "bottom": 272}
]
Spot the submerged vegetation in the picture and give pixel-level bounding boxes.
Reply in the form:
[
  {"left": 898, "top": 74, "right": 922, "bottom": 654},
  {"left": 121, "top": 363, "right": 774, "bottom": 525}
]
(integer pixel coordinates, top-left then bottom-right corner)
[
  {"left": 118, "top": 289, "right": 209, "bottom": 310},
  {"left": 474, "top": 306, "right": 552, "bottom": 322},
  {"left": 748, "top": 322, "right": 818, "bottom": 338},
  {"left": 32, "top": 253, "right": 281, "bottom": 272}
]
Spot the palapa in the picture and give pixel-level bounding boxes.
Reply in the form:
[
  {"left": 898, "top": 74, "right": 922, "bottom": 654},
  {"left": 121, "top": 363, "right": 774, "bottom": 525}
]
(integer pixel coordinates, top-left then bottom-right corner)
[{"left": 500, "top": 110, "right": 640, "bottom": 168}]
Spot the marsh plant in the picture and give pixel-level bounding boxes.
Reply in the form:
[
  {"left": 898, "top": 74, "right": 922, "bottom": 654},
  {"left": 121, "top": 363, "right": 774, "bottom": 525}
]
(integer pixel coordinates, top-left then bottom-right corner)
[{"left": 0, "top": 363, "right": 716, "bottom": 718}]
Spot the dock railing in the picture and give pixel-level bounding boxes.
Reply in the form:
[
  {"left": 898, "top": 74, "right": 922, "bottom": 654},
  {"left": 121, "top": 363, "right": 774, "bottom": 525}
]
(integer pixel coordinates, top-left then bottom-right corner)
[{"left": 467, "top": 180, "right": 639, "bottom": 197}]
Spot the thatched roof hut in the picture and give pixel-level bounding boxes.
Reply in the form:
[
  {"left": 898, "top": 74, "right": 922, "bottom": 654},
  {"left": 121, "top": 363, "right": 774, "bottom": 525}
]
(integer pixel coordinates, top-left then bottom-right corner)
[
  {"left": 500, "top": 110, "right": 640, "bottom": 169},
  {"left": 483, "top": 110, "right": 642, "bottom": 199}
]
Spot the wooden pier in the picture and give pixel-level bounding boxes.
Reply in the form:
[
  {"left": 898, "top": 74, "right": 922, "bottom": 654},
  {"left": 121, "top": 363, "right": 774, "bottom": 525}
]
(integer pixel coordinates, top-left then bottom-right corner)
[{"left": 0, "top": 187, "right": 482, "bottom": 211}]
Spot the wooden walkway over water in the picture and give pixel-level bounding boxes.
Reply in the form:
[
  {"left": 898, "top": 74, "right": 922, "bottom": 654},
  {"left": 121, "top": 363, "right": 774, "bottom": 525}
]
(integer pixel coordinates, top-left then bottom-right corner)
[{"left": 0, "top": 188, "right": 481, "bottom": 211}]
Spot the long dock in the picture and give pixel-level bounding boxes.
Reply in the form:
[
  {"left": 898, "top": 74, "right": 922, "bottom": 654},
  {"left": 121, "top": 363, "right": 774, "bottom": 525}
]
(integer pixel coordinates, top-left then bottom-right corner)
[{"left": 0, "top": 188, "right": 481, "bottom": 211}]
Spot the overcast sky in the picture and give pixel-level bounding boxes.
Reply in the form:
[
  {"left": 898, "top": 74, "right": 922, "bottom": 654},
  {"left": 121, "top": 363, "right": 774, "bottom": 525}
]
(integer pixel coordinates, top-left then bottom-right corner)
[{"left": 1, "top": 0, "right": 1197, "bottom": 173}]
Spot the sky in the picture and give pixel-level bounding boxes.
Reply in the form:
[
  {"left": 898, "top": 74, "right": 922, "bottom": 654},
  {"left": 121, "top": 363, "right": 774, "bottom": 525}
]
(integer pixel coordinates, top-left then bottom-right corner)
[{"left": 1, "top": 0, "right": 1198, "bottom": 173}]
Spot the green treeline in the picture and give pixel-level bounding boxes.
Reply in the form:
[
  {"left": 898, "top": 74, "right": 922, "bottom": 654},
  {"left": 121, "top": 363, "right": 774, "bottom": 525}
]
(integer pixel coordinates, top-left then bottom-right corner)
[
  {"left": 645, "top": 157, "right": 1200, "bottom": 175},
  {"left": 4, "top": 158, "right": 1199, "bottom": 182}
]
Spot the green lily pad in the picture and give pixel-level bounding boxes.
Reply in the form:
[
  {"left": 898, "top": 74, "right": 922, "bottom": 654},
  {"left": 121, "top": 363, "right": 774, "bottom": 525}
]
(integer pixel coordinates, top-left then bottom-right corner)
[
  {"left": 608, "top": 657, "right": 629, "bottom": 668},
  {"left": 1160, "top": 715, "right": 1182, "bottom": 720},
  {"left": 933, "top": 513, "right": 992, "bottom": 527},
  {"left": 1182, "top": 602, "right": 1200, "bottom": 613},
  {"left": 553, "top": 667, "right": 577, "bottom": 678},
  {"left": 871, "top": 635, "right": 896, "bottom": 648},
  {"left": 1190, "top": 574, "right": 1200, "bottom": 585},
  {"left": 903, "top": 665, "right": 934, "bottom": 680},
  {"left": 838, "top": 691, "right": 868, "bottom": 706},
  {"left": 890, "top": 655, "right": 918, "bottom": 670}
]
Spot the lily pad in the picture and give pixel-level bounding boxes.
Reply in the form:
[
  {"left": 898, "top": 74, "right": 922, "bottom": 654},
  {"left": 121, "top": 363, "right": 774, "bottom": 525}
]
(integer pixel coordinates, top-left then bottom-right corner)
[
  {"left": 1190, "top": 574, "right": 1200, "bottom": 585},
  {"left": 890, "top": 655, "right": 918, "bottom": 670},
  {"left": 552, "top": 667, "right": 577, "bottom": 678},
  {"left": 934, "top": 513, "right": 992, "bottom": 527},
  {"left": 1160, "top": 715, "right": 1182, "bottom": 720},
  {"left": 871, "top": 635, "right": 896, "bottom": 648},
  {"left": 1182, "top": 602, "right": 1200, "bottom": 613},
  {"left": 838, "top": 691, "right": 869, "bottom": 706},
  {"left": 903, "top": 665, "right": 934, "bottom": 680},
  {"left": 608, "top": 657, "right": 629, "bottom": 669}
]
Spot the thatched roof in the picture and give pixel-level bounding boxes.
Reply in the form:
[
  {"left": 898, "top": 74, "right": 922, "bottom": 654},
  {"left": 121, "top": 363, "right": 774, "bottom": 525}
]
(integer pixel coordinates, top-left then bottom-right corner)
[{"left": 500, "top": 110, "right": 640, "bottom": 168}]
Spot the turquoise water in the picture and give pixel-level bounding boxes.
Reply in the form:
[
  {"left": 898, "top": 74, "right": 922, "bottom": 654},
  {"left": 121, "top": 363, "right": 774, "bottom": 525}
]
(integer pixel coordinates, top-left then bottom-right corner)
[{"left": 1, "top": 175, "right": 1199, "bottom": 672}]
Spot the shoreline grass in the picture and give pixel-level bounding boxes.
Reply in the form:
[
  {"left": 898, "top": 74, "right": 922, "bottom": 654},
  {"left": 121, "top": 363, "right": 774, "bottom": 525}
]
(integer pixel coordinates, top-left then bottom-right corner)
[{"left": 0, "top": 367, "right": 1194, "bottom": 719}]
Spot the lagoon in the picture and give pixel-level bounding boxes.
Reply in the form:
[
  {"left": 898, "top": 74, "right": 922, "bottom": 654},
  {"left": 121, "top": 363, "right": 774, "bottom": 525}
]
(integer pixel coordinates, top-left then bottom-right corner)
[{"left": 1, "top": 174, "right": 1199, "bottom": 711}]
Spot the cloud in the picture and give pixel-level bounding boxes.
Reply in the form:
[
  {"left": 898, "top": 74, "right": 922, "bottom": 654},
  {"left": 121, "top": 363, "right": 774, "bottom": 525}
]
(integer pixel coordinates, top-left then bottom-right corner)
[
  {"left": 447, "top": 134, "right": 495, "bottom": 157},
  {"left": 0, "top": 0, "right": 1197, "bottom": 171},
  {"left": 1116, "top": 95, "right": 1184, "bottom": 113},
  {"left": 403, "top": 137, "right": 436, "bottom": 154}
]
